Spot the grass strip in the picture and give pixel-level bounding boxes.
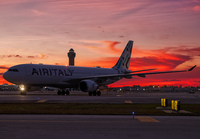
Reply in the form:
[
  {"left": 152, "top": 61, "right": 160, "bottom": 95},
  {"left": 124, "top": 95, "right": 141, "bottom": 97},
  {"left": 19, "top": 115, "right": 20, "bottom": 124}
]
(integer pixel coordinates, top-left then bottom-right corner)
[{"left": 0, "top": 103, "right": 199, "bottom": 116}]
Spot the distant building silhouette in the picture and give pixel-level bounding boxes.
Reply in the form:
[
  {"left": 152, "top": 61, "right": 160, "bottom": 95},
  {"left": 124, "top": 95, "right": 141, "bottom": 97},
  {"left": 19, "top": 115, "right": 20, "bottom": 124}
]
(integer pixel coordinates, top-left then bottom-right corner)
[{"left": 68, "top": 48, "right": 76, "bottom": 66}]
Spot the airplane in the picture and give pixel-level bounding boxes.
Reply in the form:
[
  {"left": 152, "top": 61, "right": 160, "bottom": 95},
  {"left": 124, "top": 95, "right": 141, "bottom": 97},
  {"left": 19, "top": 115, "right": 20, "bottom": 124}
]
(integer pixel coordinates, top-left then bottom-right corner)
[{"left": 3, "top": 40, "right": 196, "bottom": 96}]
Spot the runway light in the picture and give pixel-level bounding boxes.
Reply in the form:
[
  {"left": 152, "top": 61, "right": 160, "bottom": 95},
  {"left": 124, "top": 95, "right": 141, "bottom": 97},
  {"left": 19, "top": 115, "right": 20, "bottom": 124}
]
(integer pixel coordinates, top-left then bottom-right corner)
[{"left": 132, "top": 112, "right": 135, "bottom": 119}]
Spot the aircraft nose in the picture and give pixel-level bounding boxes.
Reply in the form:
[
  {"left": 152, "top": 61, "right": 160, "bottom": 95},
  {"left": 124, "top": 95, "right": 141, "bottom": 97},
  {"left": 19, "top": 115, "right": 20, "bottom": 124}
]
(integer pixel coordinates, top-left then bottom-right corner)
[
  {"left": 3, "top": 71, "right": 11, "bottom": 82},
  {"left": 3, "top": 72, "right": 8, "bottom": 80}
]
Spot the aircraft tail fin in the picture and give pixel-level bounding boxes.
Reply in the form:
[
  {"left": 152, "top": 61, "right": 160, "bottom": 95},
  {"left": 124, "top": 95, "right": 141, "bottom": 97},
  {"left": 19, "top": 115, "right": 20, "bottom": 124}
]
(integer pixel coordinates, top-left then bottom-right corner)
[{"left": 112, "top": 40, "right": 133, "bottom": 70}]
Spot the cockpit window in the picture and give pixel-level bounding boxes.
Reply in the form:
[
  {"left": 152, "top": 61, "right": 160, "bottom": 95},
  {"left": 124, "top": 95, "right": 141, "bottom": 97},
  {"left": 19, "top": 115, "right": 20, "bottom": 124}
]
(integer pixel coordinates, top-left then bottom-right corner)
[{"left": 8, "top": 69, "right": 19, "bottom": 72}]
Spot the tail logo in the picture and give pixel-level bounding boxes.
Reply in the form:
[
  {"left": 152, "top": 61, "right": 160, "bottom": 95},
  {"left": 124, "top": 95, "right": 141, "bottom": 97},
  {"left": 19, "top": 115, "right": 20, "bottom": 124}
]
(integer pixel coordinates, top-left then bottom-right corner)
[{"left": 113, "top": 40, "right": 133, "bottom": 70}]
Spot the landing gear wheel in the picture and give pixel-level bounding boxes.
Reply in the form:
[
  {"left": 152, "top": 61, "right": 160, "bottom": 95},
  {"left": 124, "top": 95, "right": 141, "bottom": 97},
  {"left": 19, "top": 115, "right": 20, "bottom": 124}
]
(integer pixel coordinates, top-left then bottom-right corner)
[
  {"left": 89, "top": 92, "right": 93, "bottom": 96},
  {"left": 92, "top": 91, "right": 96, "bottom": 96},
  {"left": 66, "top": 90, "right": 70, "bottom": 95},
  {"left": 57, "top": 90, "right": 62, "bottom": 95},
  {"left": 97, "top": 91, "right": 101, "bottom": 96},
  {"left": 57, "top": 90, "right": 70, "bottom": 95},
  {"left": 61, "top": 90, "right": 66, "bottom": 95}
]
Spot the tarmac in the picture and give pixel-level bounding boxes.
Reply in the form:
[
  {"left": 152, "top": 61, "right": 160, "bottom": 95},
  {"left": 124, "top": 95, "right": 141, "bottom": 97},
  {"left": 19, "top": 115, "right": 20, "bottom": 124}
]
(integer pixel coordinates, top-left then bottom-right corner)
[
  {"left": 0, "top": 91, "right": 199, "bottom": 139},
  {"left": 0, "top": 91, "right": 199, "bottom": 104},
  {"left": 0, "top": 115, "right": 199, "bottom": 139}
]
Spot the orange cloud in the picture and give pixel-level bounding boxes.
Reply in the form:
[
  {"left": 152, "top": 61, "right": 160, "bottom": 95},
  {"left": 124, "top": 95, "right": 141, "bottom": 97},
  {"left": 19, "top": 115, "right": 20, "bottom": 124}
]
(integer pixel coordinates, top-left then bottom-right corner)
[
  {"left": 84, "top": 45, "right": 194, "bottom": 70},
  {"left": 0, "top": 65, "right": 10, "bottom": 84},
  {"left": 0, "top": 76, "right": 10, "bottom": 84},
  {"left": 103, "top": 41, "right": 122, "bottom": 53},
  {"left": 31, "top": 10, "right": 48, "bottom": 16},
  {"left": 130, "top": 54, "right": 191, "bottom": 71},
  {"left": 109, "top": 67, "right": 200, "bottom": 87},
  {"left": 38, "top": 54, "right": 48, "bottom": 59}
]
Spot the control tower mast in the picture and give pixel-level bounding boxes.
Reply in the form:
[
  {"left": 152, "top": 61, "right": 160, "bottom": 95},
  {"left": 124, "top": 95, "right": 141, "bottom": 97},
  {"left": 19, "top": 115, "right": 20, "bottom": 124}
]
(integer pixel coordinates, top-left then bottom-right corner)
[{"left": 67, "top": 48, "right": 76, "bottom": 66}]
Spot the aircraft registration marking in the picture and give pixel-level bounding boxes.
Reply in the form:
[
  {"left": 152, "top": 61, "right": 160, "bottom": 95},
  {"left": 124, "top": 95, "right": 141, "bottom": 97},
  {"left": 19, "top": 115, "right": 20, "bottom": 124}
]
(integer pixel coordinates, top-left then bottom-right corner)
[
  {"left": 136, "top": 116, "right": 159, "bottom": 122},
  {"left": 36, "top": 100, "right": 48, "bottom": 103},
  {"left": 125, "top": 100, "right": 132, "bottom": 104}
]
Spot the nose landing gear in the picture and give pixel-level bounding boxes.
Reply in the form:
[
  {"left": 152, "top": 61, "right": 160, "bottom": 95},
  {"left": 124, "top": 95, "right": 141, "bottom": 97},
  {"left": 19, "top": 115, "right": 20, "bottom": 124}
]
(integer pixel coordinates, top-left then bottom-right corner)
[{"left": 20, "top": 91, "right": 26, "bottom": 95}]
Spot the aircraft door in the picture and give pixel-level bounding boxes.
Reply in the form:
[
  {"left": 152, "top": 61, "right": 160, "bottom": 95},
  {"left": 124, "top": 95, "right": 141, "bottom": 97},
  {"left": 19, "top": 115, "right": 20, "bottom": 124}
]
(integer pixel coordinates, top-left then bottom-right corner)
[{"left": 25, "top": 66, "right": 32, "bottom": 76}]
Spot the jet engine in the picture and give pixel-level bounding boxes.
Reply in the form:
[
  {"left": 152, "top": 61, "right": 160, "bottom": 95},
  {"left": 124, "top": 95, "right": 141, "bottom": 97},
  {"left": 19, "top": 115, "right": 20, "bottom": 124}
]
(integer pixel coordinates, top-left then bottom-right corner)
[{"left": 79, "top": 80, "right": 98, "bottom": 92}]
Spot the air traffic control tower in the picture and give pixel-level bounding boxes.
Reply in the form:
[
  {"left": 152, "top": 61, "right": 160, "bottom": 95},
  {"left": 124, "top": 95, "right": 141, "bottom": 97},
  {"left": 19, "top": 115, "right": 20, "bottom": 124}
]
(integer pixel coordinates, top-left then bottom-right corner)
[{"left": 68, "top": 48, "right": 76, "bottom": 66}]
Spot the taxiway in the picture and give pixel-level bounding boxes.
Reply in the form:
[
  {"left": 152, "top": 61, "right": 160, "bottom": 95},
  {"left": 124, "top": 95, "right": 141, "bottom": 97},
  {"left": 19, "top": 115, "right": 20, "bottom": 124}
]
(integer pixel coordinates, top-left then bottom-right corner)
[{"left": 0, "top": 115, "right": 199, "bottom": 139}]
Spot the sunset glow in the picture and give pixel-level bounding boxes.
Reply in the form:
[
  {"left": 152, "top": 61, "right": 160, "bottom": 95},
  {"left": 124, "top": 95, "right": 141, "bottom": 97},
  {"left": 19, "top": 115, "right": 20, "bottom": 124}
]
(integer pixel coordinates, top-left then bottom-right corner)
[{"left": 0, "top": 0, "right": 199, "bottom": 87}]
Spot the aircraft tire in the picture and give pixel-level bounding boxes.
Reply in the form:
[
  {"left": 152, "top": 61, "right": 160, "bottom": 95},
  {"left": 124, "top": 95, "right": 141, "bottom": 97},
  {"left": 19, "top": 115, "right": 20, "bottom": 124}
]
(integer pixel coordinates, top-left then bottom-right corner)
[
  {"left": 66, "top": 90, "right": 70, "bottom": 95},
  {"left": 57, "top": 90, "right": 62, "bottom": 95},
  {"left": 97, "top": 91, "right": 101, "bottom": 96},
  {"left": 88, "top": 92, "right": 92, "bottom": 96},
  {"left": 93, "top": 91, "right": 96, "bottom": 96},
  {"left": 61, "top": 90, "right": 66, "bottom": 95}
]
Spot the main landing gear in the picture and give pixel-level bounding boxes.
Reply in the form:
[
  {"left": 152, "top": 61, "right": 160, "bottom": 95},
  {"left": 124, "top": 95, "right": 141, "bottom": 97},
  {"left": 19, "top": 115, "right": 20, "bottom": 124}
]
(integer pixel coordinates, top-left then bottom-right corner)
[
  {"left": 88, "top": 91, "right": 101, "bottom": 96},
  {"left": 57, "top": 90, "right": 70, "bottom": 95}
]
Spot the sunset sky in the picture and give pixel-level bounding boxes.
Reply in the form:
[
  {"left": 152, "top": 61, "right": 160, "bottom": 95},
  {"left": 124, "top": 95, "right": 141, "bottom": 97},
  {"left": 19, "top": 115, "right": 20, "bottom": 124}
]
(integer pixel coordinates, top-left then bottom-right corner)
[{"left": 0, "top": 0, "right": 200, "bottom": 87}]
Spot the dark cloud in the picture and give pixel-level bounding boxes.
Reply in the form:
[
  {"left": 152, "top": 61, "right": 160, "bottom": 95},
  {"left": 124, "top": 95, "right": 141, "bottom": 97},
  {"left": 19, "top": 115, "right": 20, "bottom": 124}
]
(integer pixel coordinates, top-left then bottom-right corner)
[
  {"left": 0, "top": 73, "right": 3, "bottom": 75},
  {"left": 179, "top": 47, "right": 200, "bottom": 55},
  {"left": 163, "top": 79, "right": 181, "bottom": 82},
  {"left": 27, "top": 56, "right": 36, "bottom": 58},
  {"left": 163, "top": 46, "right": 200, "bottom": 56},
  {"left": 0, "top": 54, "right": 48, "bottom": 59},
  {"left": 0, "top": 66, "right": 9, "bottom": 69},
  {"left": 27, "top": 54, "right": 48, "bottom": 59},
  {"left": 98, "top": 26, "right": 105, "bottom": 33},
  {"left": 1, "top": 55, "right": 22, "bottom": 58}
]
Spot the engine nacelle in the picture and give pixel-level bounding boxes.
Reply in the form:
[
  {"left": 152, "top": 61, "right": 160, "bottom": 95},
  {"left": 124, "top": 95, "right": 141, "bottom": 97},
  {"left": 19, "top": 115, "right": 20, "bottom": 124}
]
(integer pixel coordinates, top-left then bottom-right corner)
[{"left": 79, "top": 80, "right": 98, "bottom": 92}]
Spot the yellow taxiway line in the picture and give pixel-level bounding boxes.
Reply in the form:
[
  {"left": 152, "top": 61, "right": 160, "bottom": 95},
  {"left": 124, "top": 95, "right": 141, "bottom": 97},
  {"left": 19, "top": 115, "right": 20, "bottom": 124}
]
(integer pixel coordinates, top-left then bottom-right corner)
[{"left": 136, "top": 116, "right": 159, "bottom": 122}]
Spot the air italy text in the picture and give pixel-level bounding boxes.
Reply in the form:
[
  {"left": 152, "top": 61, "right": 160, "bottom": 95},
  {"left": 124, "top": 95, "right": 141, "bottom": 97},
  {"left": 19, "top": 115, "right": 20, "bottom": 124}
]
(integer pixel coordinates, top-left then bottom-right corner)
[{"left": 32, "top": 68, "right": 73, "bottom": 76}]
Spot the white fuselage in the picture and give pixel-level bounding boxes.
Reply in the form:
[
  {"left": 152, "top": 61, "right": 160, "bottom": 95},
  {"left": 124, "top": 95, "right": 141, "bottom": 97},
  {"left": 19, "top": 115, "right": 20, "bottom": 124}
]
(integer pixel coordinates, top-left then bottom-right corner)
[{"left": 3, "top": 64, "right": 120, "bottom": 89}]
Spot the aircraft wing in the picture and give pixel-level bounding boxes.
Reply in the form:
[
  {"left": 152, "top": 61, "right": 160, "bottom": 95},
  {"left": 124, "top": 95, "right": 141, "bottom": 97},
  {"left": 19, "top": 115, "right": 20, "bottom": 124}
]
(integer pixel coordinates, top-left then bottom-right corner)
[
  {"left": 63, "top": 65, "right": 196, "bottom": 83},
  {"left": 126, "top": 68, "right": 157, "bottom": 73}
]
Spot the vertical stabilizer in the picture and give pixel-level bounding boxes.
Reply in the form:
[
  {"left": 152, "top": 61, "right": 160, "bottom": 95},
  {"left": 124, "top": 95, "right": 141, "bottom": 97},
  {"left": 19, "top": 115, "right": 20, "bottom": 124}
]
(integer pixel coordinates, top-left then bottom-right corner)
[{"left": 112, "top": 40, "right": 133, "bottom": 70}]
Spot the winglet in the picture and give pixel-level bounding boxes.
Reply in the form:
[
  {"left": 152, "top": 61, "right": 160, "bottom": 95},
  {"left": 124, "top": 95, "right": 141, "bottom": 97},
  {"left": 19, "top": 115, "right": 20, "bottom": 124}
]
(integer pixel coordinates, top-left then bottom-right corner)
[{"left": 188, "top": 65, "right": 196, "bottom": 71}]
